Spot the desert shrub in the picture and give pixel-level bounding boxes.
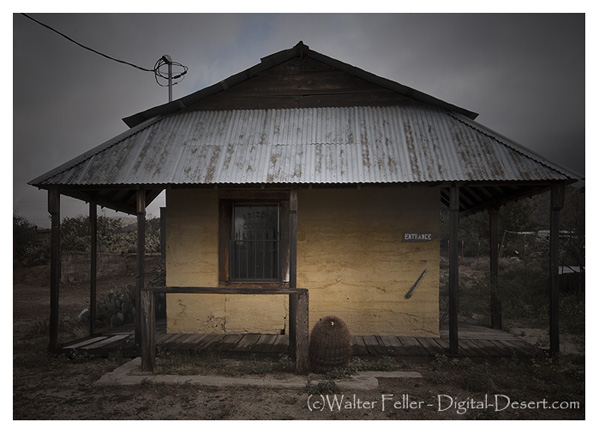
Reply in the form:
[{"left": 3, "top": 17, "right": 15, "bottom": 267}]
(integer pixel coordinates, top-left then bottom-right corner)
[
  {"left": 96, "top": 285, "right": 137, "bottom": 328},
  {"left": 14, "top": 214, "right": 163, "bottom": 267},
  {"left": 13, "top": 214, "right": 50, "bottom": 266}
]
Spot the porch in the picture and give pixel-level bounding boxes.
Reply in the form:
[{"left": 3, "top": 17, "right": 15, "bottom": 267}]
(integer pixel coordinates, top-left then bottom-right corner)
[{"left": 61, "top": 322, "right": 537, "bottom": 359}]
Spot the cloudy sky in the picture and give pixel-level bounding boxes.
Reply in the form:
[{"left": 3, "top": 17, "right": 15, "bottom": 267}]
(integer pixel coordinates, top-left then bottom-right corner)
[{"left": 12, "top": 11, "right": 587, "bottom": 228}]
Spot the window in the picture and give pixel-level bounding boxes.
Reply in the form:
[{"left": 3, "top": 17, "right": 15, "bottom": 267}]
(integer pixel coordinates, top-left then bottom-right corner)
[
  {"left": 218, "top": 191, "right": 290, "bottom": 284},
  {"left": 231, "top": 204, "right": 280, "bottom": 280}
]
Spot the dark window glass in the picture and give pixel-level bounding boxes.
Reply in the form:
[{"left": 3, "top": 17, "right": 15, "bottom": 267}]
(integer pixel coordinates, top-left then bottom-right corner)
[{"left": 231, "top": 205, "right": 280, "bottom": 280}]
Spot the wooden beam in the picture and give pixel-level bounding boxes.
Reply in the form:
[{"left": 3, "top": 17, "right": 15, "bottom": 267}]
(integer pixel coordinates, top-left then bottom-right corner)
[
  {"left": 144, "top": 286, "right": 308, "bottom": 295},
  {"left": 448, "top": 184, "right": 459, "bottom": 354},
  {"left": 159, "top": 207, "right": 166, "bottom": 259},
  {"left": 48, "top": 187, "right": 60, "bottom": 350},
  {"left": 89, "top": 201, "right": 97, "bottom": 336},
  {"left": 288, "top": 187, "right": 299, "bottom": 358},
  {"left": 293, "top": 290, "right": 309, "bottom": 374},
  {"left": 550, "top": 183, "right": 565, "bottom": 356},
  {"left": 135, "top": 189, "right": 146, "bottom": 346},
  {"left": 489, "top": 206, "right": 502, "bottom": 329},
  {"left": 140, "top": 289, "right": 156, "bottom": 371}
]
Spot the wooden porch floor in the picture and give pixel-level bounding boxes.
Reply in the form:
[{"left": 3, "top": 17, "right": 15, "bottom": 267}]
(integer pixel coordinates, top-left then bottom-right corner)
[{"left": 61, "top": 323, "right": 536, "bottom": 359}]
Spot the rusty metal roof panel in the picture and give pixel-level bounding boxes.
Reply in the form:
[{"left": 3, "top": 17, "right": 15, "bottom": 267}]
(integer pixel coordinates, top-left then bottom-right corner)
[{"left": 32, "top": 105, "right": 576, "bottom": 187}]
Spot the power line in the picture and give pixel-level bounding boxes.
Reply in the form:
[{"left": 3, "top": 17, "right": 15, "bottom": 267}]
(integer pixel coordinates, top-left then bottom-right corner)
[{"left": 21, "top": 13, "right": 188, "bottom": 87}]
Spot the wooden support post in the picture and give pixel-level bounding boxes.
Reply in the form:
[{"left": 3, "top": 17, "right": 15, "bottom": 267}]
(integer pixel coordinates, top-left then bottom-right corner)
[
  {"left": 48, "top": 188, "right": 60, "bottom": 350},
  {"left": 550, "top": 183, "right": 565, "bottom": 356},
  {"left": 288, "top": 187, "right": 299, "bottom": 358},
  {"left": 135, "top": 189, "right": 146, "bottom": 346},
  {"left": 160, "top": 207, "right": 166, "bottom": 259},
  {"left": 293, "top": 290, "right": 309, "bottom": 374},
  {"left": 141, "top": 289, "right": 156, "bottom": 371},
  {"left": 448, "top": 184, "right": 460, "bottom": 354},
  {"left": 489, "top": 206, "right": 502, "bottom": 329},
  {"left": 89, "top": 201, "right": 97, "bottom": 336}
]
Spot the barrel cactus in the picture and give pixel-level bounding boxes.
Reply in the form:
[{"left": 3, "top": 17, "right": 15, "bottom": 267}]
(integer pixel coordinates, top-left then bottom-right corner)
[{"left": 309, "top": 315, "right": 352, "bottom": 373}]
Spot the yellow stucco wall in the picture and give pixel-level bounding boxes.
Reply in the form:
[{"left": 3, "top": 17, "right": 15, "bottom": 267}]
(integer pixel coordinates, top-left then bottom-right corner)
[
  {"left": 165, "top": 186, "right": 440, "bottom": 337},
  {"left": 297, "top": 187, "right": 440, "bottom": 337}
]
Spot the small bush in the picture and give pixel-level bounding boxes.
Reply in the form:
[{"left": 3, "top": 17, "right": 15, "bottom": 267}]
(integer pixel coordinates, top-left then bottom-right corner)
[{"left": 306, "top": 379, "right": 339, "bottom": 395}]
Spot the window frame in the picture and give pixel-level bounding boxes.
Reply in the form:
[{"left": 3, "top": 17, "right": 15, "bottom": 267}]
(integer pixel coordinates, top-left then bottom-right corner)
[{"left": 218, "top": 190, "right": 290, "bottom": 285}]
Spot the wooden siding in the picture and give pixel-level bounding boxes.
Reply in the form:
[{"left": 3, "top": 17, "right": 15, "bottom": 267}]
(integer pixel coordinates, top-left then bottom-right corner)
[{"left": 187, "top": 57, "right": 417, "bottom": 110}]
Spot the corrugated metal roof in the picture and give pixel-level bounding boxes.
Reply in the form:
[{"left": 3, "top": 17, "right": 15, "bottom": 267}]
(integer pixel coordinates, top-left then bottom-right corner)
[{"left": 31, "top": 105, "right": 576, "bottom": 187}]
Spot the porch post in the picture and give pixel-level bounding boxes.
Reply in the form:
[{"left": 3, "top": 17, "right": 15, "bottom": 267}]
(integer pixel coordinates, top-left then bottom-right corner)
[
  {"left": 135, "top": 189, "right": 146, "bottom": 346},
  {"left": 288, "top": 187, "right": 298, "bottom": 357},
  {"left": 293, "top": 289, "right": 309, "bottom": 374},
  {"left": 48, "top": 187, "right": 60, "bottom": 350},
  {"left": 550, "top": 182, "right": 565, "bottom": 356},
  {"left": 448, "top": 184, "right": 460, "bottom": 354},
  {"left": 288, "top": 187, "right": 309, "bottom": 373},
  {"left": 89, "top": 201, "right": 97, "bottom": 336},
  {"left": 489, "top": 206, "right": 502, "bottom": 329},
  {"left": 141, "top": 288, "right": 156, "bottom": 371}
]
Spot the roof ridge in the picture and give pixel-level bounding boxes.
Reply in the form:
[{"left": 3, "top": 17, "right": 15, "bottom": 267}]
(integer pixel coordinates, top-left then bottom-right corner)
[
  {"left": 446, "top": 111, "right": 581, "bottom": 181},
  {"left": 29, "top": 116, "right": 162, "bottom": 186}
]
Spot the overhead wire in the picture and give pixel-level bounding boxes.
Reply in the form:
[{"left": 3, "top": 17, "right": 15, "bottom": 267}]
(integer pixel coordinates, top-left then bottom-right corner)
[{"left": 21, "top": 13, "right": 188, "bottom": 86}]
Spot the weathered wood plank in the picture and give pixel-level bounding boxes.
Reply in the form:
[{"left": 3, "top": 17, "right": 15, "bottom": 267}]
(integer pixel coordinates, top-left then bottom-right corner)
[
  {"left": 415, "top": 337, "right": 445, "bottom": 356},
  {"left": 386, "top": 336, "right": 414, "bottom": 356},
  {"left": 432, "top": 338, "right": 450, "bottom": 351},
  {"left": 82, "top": 334, "right": 128, "bottom": 350},
  {"left": 273, "top": 335, "right": 289, "bottom": 353},
  {"left": 477, "top": 339, "right": 514, "bottom": 357},
  {"left": 233, "top": 333, "right": 262, "bottom": 351},
  {"left": 184, "top": 334, "right": 209, "bottom": 345},
  {"left": 372, "top": 336, "right": 396, "bottom": 356},
  {"left": 101, "top": 335, "right": 135, "bottom": 351},
  {"left": 363, "top": 335, "right": 386, "bottom": 355},
  {"left": 253, "top": 334, "right": 279, "bottom": 353},
  {"left": 63, "top": 336, "right": 108, "bottom": 350},
  {"left": 378, "top": 335, "right": 402, "bottom": 355},
  {"left": 458, "top": 339, "right": 491, "bottom": 357},
  {"left": 199, "top": 334, "right": 226, "bottom": 352},
  {"left": 398, "top": 337, "right": 430, "bottom": 356},
  {"left": 350, "top": 336, "right": 369, "bottom": 356},
  {"left": 213, "top": 334, "right": 244, "bottom": 352},
  {"left": 160, "top": 333, "right": 185, "bottom": 344}
]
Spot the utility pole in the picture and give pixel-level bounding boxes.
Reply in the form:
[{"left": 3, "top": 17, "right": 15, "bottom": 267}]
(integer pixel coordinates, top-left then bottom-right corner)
[{"left": 162, "top": 55, "right": 173, "bottom": 102}]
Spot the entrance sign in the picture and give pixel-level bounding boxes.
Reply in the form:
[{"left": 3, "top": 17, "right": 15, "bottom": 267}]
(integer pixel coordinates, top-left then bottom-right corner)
[{"left": 403, "top": 232, "right": 437, "bottom": 242}]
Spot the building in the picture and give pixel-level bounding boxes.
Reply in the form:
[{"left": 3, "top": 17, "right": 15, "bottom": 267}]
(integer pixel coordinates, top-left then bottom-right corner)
[{"left": 30, "top": 42, "right": 579, "bottom": 371}]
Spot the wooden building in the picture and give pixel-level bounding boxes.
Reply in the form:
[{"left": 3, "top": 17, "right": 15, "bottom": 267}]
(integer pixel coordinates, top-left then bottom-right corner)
[{"left": 30, "top": 42, "right": 579, "bottom": 372}]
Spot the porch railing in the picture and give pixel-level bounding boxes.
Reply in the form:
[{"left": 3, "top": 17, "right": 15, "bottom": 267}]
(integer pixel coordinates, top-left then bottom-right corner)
[{"left": 140, "top": 286, "right": 309, "bottom": 374}]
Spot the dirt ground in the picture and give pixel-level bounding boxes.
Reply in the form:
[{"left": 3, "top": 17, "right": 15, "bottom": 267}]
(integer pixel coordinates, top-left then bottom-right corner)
[{"left": 13, "top": 261, "right": 585, "bottom": 421}]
